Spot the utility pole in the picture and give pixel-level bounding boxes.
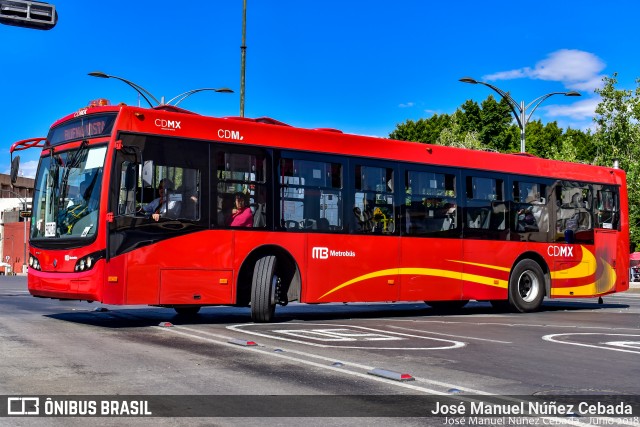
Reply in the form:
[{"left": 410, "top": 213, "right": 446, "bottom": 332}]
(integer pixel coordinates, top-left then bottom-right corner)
[{"left": 240, "top": 0, "right": 247, "bottom": 117}]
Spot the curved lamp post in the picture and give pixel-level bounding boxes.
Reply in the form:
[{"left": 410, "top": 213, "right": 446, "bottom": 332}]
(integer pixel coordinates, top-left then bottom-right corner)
[
  {"left": 88, "top": 72, "right": 233, "bottom": 107},
  {"left": 88, "top": 71, "right": 160, "bottom": 107},
  {"left": 165, "top": 87, "right": 234, "bottom": 107},
  {"left": 459, "top": 77, "right": 581, "bottom": 153}
]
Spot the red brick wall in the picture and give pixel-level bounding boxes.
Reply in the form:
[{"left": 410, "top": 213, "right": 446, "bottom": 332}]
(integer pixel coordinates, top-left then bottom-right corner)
[{"left": 3, "top": 221, "right": 29, "bottom": 274}]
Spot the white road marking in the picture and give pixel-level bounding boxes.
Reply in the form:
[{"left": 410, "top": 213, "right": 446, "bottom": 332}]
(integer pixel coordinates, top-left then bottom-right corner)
[
  {"left": 227, "top": 322, "right": 465, "bottom": 350},
  {"left": 155, "top": 325, "right": 614, "bottom": 426},
  {"left": 387, "top": 325, "right": 512, "bottom": 343},
  {"left": 380, "top": 318, "right": 640, "bottom": 332},
  {"left": 157, "top": 324, "right": 450, "bottom": 394},
  {"left": 273, "top": 328, "right": 404, "bottom": 341},
  {"left": 542, "top": 333, "right": 640, "bottom": 354}
]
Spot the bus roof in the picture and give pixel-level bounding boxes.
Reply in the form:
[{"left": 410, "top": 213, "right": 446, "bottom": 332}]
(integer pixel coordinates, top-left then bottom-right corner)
[{"left": 48, "top": 102, "right": 624, "bottom": 186}]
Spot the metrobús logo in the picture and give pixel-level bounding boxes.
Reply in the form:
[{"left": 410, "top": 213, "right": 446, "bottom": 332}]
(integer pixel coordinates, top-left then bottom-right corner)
[
  {"left": 154, "top": 118, "right": 181, "bottom": 131},
  {"left": 312, "top": 247, "right": 356, "bottom": 260}
]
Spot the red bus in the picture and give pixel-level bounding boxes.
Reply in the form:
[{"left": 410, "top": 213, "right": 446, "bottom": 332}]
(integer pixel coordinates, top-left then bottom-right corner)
[{"left": 10, "top": 99, "right": 629, "bottom": 322}]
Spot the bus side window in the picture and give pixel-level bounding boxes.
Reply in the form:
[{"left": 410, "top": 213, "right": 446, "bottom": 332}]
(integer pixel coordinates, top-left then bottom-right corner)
[
  {"left": 595, "top": 188, "right": 618, "bottom": 229},
  {"left": 556, "top": 184, "right": 593, "bottom": 243},
  {"left": 403, "top": 169, "right": 457, "bottom": 236},
  {"left": 279, "top": 158, "right": 343, "bottom": 232},
  {"left": 353, "top": 165, "right": 395, "bottom": 234}
]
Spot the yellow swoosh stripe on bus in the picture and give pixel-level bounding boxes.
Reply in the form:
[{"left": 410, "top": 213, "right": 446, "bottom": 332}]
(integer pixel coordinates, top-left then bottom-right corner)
[
  {"left": 447, "top": 260, "right": 511, "bottom": 272},
  {"left": 549, "top": 245, "right": 597, "bottom": 279},
  {"left": 317, "top": 268, "right": 508, "bottom": 300},
  {"left": 318, "top": 246, "right": 617, "bottom": 300},
  {"left": 551, "top": 256, "right": 617, "bottom": 296}
]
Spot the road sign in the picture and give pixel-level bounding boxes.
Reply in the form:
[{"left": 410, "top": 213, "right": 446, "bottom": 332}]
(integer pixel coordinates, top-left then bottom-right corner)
[{"left": 0, "top": 1, "right": 58, "bottom": 30}]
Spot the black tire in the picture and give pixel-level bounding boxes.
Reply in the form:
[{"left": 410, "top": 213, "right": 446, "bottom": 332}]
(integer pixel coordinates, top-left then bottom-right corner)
[
  {"left": 425, "top": 300, "right": 469, "bottom": 311},
  {"left": 174, "top": 306, "right": 201, "bottom": 316},
  {"left": 251, "top": 255, "right": 278, "bottom": 322},
  {"left": 508, "top": 259, "right": 545, "bottom": 313}
]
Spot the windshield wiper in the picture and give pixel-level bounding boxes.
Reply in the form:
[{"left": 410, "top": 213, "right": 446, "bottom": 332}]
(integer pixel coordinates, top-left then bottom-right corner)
[
  {"left": 48, "top": 147, "right": 60, "bottom": 218},
  {"left": 59, "top": 140, "right": 88, "bottom": 205}
]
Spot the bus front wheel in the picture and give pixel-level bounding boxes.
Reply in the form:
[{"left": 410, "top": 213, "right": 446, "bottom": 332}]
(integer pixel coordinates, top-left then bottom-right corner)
[
  {"left": 509, "top": 259, "right": 545, "bottom": 313},
  {"left": 251, "top": 255, "right": 278, "bottom": 323}
]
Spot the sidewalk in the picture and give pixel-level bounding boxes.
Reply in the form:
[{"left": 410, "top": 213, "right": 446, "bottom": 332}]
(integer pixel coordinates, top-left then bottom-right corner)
[{"left": 626, "top": 282, "right": 640, "bottom": 293}]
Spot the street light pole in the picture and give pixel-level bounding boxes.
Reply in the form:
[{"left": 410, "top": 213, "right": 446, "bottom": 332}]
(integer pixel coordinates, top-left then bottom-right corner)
[
  {"left": 165, "top": 87, "right": 234, "bottom": 107},
  {"left": 240, "top": 0, "right": 247, "bottom": 117},
  {"left": 88, "top": 72, "right": 232, "bottom": 108},
  {"left": 88, "top": 71, "right": 160, "bottom": 107},
  {"left": 459, "top": 77, "right": 581, "bottom": 153}
]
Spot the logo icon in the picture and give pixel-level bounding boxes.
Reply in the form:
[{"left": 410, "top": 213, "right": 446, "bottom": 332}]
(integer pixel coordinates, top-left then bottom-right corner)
[
  {"left": 311, "top": 247, "right": 329, "bottom": 259},
  {"left": 7, "top": 397, "right": 40, "bottom": 415}
]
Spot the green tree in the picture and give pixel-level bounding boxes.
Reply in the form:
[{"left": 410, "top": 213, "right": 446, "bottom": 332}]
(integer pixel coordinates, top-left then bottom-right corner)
[
  {"left": 561, "top": 128, "right": 595, "bottom": 163},
  {"left": 458, "top": 99, "right": 482, "bottom": 134},
  {"left": 592, "top": 73, "right": 640, "bottom": 251},
  {"left": 521, "top": 120, "right": 564, "bottom": 158},
  {"left": 436, "top": 110, "right": 483, "bottom": 150},
  {"left": 389, "top": 113, "right": 452, "bottom": 144},
  {"left": 479, "top": 96, "right": 516, "bottom": 152}
]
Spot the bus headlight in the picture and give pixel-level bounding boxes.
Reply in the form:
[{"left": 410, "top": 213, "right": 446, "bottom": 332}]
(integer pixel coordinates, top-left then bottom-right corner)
[
  {"left": 29, "top": 254, "right": 41, "bottom": 271},
  {"left": 72, "top": 250, "right": 105, "bottom": 272},
  {"left": 74, "top": 255, "right": 96, "bottom": 272}
]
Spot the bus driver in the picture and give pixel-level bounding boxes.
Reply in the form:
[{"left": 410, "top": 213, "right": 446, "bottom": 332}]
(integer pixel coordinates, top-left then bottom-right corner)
[{"left": 141, "top": 178, "right": 173, "bottom": 222}]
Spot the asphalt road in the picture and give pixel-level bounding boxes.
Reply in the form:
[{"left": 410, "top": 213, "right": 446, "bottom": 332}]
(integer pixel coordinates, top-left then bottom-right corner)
[{"left": 1, "top": 275, "right": 639, "bottom": 427}]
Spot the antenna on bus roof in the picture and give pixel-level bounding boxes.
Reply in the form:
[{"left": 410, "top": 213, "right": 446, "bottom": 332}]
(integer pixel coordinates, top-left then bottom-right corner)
[{"left": 88, "top": 71, "right": 233, "bottom": 108}]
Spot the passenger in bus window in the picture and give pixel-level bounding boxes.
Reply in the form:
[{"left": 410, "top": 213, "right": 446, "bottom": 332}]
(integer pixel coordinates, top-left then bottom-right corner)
[
  {"left": 141, "top": 178, "right": 173, "bottom": 222},
  {"left": 227, "top": 192, "right": 253, "bottom": 227},
  {"left": 353, "top": 201, "right": 374, "bottom": 232}
]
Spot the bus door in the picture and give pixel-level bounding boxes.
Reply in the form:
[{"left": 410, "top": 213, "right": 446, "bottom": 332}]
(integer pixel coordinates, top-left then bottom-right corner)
[
  {"left": 399, "top": 167, "right": 463, "bottom": 301},
  {"left": 593, "top": 185, "right": 622, "bottom": 294},
  {"left": 280, "top": 156, "right": 400, "bottom": 303},
  {"left": 108, "top": 134, "right": 212, "bottom": 305}
]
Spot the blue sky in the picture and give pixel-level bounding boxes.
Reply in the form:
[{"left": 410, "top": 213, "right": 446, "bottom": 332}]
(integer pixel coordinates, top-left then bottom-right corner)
[{"left": 2, "top": 0, "right": 639, "bottom": 177}]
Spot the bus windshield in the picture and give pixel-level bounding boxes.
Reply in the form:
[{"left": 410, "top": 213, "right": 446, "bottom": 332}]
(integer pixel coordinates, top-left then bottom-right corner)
[{"left": 31, "top": 144, "right": 107, "bottom": 242}]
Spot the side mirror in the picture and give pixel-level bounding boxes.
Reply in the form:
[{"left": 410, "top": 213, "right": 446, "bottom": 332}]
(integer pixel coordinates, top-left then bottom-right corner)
[
  {"left": 0, "top": 0, "right": 58, "bottom": 30},
  {"left": 10, "top": 155, "right": 20, "bottom": 184}
]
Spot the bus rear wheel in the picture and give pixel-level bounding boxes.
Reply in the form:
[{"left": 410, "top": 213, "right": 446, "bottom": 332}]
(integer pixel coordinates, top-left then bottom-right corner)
[
  {"left": 251, "top": 255, "right": 278, "bottom": 323},
  {"left": 509, "top": 259, "right": 545, "bottom": 313}
]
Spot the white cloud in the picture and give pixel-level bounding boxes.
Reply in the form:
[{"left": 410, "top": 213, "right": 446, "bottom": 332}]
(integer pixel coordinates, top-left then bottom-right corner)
[
  {"left": 542, "top": 97, "right": 600, "bottom": 120},
  {"left": 19, "top": 160, "right": 38, "bottom": 179},
  {"left": 398, "top": 102, "right": 415, "bottom": 108},
  {"left": 483, "top": 49, "right": 606, "bottom": 91},
  {"left": 483, "top": 68, "right": 531, "bottom": 81}
]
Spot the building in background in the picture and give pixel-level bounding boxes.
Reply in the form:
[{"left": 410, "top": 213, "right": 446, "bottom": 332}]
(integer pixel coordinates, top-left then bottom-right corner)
[{"left": 0, "top": 174, "right": 33, "bottom": 274}]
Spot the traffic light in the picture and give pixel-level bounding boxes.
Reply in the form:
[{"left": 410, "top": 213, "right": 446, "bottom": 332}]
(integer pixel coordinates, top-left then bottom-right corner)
[{"left": 0, "top": 1, "right": 57, "bottom": 30}]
